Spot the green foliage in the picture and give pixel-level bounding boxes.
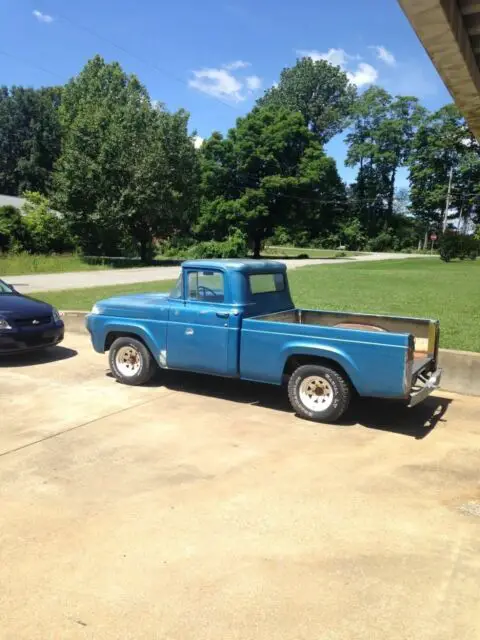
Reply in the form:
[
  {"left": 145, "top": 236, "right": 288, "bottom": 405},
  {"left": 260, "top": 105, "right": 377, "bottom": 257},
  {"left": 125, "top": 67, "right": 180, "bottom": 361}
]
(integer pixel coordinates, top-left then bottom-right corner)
[
  {"left": 197, "top": 105, "right": 347, "bottom": 256},
  {"left": 2, "top": 54, "right": 480, "bottom": 264},
  {"left": 366, "top": 230, "right": 394, "bottom": 252},
  {"left": 53, "top": 55, "right": 200, "bottom": 261},
  {"left": 336, "top": 218, "right": 367, "bottom": 251},
  {"left": 409, "top": 105, "right": 480, "bottom": 238},
  {"left": 0, "top": 205, "right": 28, "bottom": 252},
  {"left": 346, "top": 87, "right": 425, "bottom": 235},
  {"left": 439, "top": 232, "right": 479, "bottom": 262},
  {"left": 259, "top": 57, "right": 356, "bottom": 142},
  {"left": 0, "top": 86, "right": 62, "bottom": 195},
  {"left": 188, "top": 231, "right": 248, "bottom": 259},
  {"left": 22, "top": 191, "right": 74, "bottom": 253}
]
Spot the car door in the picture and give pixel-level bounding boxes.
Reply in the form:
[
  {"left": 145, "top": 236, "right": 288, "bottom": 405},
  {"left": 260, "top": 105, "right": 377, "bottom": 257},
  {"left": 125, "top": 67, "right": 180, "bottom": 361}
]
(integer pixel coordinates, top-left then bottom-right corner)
[{"left": 166, "top": 268, "right": 231, "bottom": 375}]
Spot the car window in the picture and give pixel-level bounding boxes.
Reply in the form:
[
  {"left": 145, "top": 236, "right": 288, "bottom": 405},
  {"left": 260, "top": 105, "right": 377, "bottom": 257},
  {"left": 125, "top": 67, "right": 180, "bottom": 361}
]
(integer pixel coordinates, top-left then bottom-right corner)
[
  {"left": 169, "top": 274, "right": 183, "bottom": 299},
  {"left": 0, "top": 280, "right": 13, "bottom": 294},
  {"left": 249, "top": 273, "right": 285, "bottom": 294},
  {"left": 188, "top": 270, "right": 225, "bottom": 303}
]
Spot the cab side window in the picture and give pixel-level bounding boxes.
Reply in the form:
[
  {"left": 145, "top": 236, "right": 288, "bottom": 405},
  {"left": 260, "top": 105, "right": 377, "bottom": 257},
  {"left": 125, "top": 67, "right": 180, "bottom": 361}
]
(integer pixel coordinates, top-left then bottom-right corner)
[{"left": 187, "top": 271, "right": 225, "bottom": 303}]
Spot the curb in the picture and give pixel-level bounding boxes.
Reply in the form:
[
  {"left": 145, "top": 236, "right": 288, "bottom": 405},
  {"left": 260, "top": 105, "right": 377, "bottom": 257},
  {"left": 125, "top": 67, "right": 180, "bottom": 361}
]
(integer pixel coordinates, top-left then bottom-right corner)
[
  {"left": 60, "top": 311, "right": 480, "bottom": 398},
  {"left": 62, "top": 310, "right": 88, "bottom": 334}
]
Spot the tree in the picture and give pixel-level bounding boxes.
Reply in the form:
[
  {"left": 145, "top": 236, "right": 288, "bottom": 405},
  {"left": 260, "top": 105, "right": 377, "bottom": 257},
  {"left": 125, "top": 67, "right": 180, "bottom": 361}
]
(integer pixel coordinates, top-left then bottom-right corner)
[
  {"left": 0, "top": 86, "right": 62, "bottom": 195},
  {"left": 408, "top": 104, "right": 480, "bottom": 240},
  {"left": 197, "top": 106, "right": 347, "bottom": 257},
  {"left": 258, "top": 57, "right": 357, "bottom": 143},
  {"left": 346, "top": 87, "right": 425, "bottom": 236},
  {"left": 53, "top": 56, "right": 200, "bottom": 260}
]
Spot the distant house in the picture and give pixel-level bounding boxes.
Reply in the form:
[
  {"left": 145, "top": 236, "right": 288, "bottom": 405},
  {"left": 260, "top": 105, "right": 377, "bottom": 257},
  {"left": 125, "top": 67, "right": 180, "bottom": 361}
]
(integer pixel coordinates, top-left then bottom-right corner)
[{"left": 0, "top": 195, "right": 25, "bottom": 210}]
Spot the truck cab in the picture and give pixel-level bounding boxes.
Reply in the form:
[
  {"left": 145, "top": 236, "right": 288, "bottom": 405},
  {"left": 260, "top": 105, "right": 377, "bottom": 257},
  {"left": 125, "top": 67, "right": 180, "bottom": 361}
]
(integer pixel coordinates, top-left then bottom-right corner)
[{"left": 86, "top": 259, "right": 442, "bottom": 424}]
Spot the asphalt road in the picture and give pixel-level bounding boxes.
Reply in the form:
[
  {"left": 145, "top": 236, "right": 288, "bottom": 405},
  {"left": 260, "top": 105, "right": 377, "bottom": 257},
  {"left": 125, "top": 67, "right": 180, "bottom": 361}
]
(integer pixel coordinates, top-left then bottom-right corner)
[
  {"left": 1, "top": 332, "right": 479, "bottom": 639},
  {"left": 8, "top": 253, "right": 430, "bottom": 294}
]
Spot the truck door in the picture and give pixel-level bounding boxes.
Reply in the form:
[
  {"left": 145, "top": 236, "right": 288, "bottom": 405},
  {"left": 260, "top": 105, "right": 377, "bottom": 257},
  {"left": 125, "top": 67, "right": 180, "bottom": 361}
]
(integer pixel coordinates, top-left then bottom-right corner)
[{"left": 166, "top": 268, "right": 234, "bottom": 375}]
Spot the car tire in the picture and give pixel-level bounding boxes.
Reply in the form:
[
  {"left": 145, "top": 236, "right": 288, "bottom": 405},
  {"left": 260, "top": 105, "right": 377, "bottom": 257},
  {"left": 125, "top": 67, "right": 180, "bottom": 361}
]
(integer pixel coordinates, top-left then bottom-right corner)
[
  {"left": 109, "top": 336, "right": 156, "bottom": 386},
  {"left": 288, "top": 363, "right": 351, "bottom": 423}
]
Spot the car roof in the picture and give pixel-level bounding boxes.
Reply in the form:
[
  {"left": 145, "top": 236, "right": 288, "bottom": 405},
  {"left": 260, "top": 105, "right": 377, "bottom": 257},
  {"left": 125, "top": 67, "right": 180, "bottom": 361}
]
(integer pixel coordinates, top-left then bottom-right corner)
[{"left": 181, "top": 259, "right": 287, "bottom": 274}]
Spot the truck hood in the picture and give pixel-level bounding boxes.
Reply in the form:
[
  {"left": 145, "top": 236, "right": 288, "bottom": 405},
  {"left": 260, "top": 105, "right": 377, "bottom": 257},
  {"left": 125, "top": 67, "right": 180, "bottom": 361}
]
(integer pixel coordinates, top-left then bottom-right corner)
[{"left": 95, "top": 292, "right": 170, "bottom": 314}]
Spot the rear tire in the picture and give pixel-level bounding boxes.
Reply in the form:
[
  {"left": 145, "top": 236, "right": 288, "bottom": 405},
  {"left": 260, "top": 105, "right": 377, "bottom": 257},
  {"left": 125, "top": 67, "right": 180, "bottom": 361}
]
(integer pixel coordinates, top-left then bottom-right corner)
[
  {"left": 109, "top": 336, "right": 156, "bottom": 386},
  {"left": 288, "top": 364, "right": 351, "bottom": 423}
]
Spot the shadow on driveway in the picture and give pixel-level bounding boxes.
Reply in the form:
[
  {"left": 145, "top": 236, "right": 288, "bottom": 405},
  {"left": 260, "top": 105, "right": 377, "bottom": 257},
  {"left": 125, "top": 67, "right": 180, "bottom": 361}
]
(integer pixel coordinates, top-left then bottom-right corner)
[
  {"left": 0, "top": 346, "right": 78, "bottom": 368},
  {"left": 112, "top": 369, "right": 451, "bottom": 440}
]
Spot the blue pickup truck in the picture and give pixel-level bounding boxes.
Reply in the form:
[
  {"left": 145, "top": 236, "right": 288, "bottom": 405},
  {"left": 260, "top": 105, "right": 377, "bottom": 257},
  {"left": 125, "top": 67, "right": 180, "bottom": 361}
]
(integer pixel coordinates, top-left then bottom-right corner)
[{"left": 86, "top": 259, "right": 442, "bottom": 423}]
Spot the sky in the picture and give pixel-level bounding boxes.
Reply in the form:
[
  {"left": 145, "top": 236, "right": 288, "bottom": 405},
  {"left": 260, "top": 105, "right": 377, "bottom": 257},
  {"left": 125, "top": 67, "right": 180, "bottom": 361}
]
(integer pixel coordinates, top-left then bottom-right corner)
[{"left": 0, "top": 0, "right": 452, "bottom": 188}]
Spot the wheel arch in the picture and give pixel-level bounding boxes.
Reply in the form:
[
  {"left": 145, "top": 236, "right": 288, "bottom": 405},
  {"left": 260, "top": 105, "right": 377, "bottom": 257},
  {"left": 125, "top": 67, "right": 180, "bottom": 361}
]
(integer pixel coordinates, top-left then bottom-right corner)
[
  {"left": 103, "top": 325, "right": 158, "bottom": 362},
  {"left": 281, "top": 346, "right": 359, "bottom": 393}
]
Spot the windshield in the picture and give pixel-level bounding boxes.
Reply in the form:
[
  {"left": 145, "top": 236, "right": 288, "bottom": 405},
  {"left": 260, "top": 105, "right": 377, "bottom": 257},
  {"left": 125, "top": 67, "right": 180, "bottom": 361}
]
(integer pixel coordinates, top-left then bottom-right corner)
[
  {"left": 169, "top": 274, "right": 183, "bottom": 299},
  {"left": 0, "top": 280, "right": 13, "bottom": 294}
]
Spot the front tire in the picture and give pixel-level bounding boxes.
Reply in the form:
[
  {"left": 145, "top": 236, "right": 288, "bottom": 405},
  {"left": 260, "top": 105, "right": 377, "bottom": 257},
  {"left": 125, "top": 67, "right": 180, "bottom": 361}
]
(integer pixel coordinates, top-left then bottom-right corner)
[
  {"left": 109, "top": 337, "right": 156, "bottom": 386},
  {"left": 288, "top": 364, "right": 351, "bottom": 423}
]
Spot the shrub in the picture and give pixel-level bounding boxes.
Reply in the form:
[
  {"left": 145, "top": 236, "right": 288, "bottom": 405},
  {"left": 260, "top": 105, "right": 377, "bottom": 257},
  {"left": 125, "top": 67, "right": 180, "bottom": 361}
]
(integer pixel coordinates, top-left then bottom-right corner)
[
  {"left": 366, "top": 231, "right": 394, "bottom": 252},
  {"left": 0, "top": 205, "right": 29, "bottom": 252},
  {"left": 22, "top": 192, "right": 75, "bottom": 254},
  {"left": 270, "top": 226, "right": 291, "bottom": 246},
  {"left": 439, "top": 232, "right": 479, "bottom": 262},
  {"left": 188, "top": 231, "right": 248, "bottom": 259}
]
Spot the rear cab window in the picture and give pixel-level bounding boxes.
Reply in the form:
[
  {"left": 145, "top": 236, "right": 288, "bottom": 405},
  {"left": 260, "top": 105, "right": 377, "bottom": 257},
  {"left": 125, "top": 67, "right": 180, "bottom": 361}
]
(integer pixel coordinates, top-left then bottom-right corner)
[{"left": 249, "top": 273, "right": 285, "bottom": 295}]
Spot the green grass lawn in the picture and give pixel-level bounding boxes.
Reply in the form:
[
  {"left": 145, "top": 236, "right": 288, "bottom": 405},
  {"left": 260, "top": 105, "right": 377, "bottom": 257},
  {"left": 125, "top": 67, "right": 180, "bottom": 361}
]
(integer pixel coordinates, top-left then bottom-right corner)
[
  {"left": 0, "top": 253, "right": 108, "bottom": 276},
  {"left": 288, "top": 259, "right": 480, "bottom": 352},
  {"left": 40, "top": 279, "right": 177, "bottom": 312},
  {"left": 39, "top": 258, "right": 480, "bottom": 352}
]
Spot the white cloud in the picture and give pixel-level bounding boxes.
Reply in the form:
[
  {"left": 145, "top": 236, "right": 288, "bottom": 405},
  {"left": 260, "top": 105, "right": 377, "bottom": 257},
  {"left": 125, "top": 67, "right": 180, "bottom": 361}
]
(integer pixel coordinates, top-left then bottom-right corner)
[
  {"left": 193, "top": 135, "right": 204, "bottom": 149},
  {"left": 189, "top": 68, "right": 244, "bottom": 102},
  {"left": 370, "top": 45, "right": 396, "bottom": 66},
  {"left": 297, "top": 48, "right": 377, "bottom": 87},
  {"left": 297, "top": 48, "right": 351, "bottom": 68},
  {"left": 33, "top": 9, "right": 54, "bottom": 23},
  {"left": 245, "top": 75, "right": 262, "bottom": 90},
  {"left": 189, "top": 64, "right": 262, "bottom": 102},
  {"left": 223, "top": 60, "right": 250, "bottom": 71},
  {"left": 347, "top": 62, "right": 378, "bottom": 87}
]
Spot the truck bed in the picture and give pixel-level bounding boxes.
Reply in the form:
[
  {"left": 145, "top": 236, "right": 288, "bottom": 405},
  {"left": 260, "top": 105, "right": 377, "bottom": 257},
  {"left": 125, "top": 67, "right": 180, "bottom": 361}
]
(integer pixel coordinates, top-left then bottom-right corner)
[
  {"left": 255, "top": 308, "right": 439, "bottom": 364},
  {"left": 239, "top": 307, "right": 439, "bottom": 398}
]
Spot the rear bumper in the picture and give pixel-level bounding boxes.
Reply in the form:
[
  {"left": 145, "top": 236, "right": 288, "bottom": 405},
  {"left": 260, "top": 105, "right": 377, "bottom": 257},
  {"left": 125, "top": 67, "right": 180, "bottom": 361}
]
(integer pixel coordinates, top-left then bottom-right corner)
[
  {"left": 0, "top": 324, "right": 64, "bottom": 354},
  {"left": 408, "top": 368, "right": 443, "bottom": 408}
]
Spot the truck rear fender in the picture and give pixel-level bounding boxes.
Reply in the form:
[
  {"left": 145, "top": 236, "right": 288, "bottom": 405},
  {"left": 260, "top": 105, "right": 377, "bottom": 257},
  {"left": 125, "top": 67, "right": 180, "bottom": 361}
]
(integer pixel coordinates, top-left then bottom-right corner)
[{"left": 280, "top": 343, "right": 361, "bottom": 391}]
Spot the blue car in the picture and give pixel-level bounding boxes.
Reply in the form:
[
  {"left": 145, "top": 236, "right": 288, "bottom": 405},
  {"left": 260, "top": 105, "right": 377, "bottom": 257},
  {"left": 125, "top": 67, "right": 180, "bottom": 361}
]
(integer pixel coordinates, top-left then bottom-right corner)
[
  {"left": 0, "top": 279, "right": 64, "bottom": 355},
  {"left": 86, "top": 259, "right": 442, "bottom": 424}
]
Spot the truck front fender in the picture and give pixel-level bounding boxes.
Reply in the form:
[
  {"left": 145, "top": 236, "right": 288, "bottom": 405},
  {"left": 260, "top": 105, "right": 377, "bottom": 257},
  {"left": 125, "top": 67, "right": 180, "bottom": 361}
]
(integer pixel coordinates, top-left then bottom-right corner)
[
  {"left": 280, "top": 342, "right": 361, "bottom": 390},
  {"left": 88, "top": 316, "right": 163, "bottom": 363}
]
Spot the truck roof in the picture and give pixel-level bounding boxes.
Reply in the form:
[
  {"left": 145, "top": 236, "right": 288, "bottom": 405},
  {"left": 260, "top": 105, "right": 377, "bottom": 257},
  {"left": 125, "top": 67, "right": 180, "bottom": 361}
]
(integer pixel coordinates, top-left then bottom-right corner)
[{"left": 182, "top": 259, "right": 287, "bottom": 274}]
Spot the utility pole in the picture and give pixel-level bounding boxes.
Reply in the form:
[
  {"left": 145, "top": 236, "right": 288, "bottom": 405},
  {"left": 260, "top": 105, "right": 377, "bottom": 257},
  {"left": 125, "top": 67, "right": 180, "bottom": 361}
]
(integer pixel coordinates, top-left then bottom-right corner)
[{"left": 442, "top": 167, "right": 454, "bottom": 232}]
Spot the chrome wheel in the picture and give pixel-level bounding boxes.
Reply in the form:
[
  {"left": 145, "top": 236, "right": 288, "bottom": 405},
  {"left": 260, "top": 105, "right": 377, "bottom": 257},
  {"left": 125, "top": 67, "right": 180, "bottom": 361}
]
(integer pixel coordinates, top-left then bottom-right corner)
[
  {"left": 299, "top": 375, "right": 334, "bottom": 412},
  {"left": 115, "top": 345, "right": 142, "bottom": 377}
]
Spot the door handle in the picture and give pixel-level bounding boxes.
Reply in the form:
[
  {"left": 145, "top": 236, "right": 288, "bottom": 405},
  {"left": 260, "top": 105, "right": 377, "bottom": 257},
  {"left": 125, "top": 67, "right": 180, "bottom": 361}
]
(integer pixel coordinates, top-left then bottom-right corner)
[
  {"left": 216, "top": 312, "right": 230, "bottom": 319},
  {"left": 185, "top": 328, "right": 194, "bottom": 336}
]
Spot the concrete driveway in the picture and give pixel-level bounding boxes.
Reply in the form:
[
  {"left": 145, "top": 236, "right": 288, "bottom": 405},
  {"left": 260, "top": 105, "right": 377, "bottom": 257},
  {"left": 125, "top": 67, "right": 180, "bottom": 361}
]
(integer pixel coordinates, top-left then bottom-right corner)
[
  {"left": 8, "top": 253, "right": 431, "bottom": 294},
  {"left": 1, "top": 333, "right": 480, "bottom": 640}
]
